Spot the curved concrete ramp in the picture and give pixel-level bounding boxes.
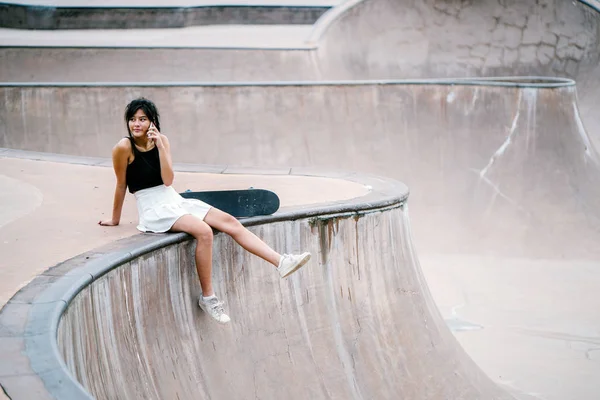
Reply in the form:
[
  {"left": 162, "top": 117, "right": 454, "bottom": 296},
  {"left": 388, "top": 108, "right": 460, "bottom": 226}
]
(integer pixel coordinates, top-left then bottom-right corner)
[
  {"left": 4, "top": 78, "right": 599, "bottom": 398},
  {"left": 316, "top": 0, "right": 600, "bottom": 80},
  {"left": 58, "top": 205, "right": 511, "bottom": 400},
  {"left": 314, "top": 0, "right": 600, "bottom": 147}
]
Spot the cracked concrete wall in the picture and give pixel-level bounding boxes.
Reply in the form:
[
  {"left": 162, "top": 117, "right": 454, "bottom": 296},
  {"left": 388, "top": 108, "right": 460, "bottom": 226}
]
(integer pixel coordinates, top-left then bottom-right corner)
[
  {"left": 57, "top": 210, "right": 511, "bottom": 400},
  {"left": 316, "top": 0, "right": 600, "bottom": 80}
]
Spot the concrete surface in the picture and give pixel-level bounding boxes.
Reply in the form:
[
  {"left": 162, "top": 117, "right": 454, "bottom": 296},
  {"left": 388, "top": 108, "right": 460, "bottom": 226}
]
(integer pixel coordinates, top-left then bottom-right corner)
[
  {"left": 2, "top": 0, "right": 597, "bottom": 84},
  {"left": 0, "top": 47, "right": 318, "bottom": 82},
  {"left": 315, "top": 0, "right": 600, "bottom": 79},
  {"left": 3, "top": 0, "right": 599, "bottom": 153},
  {"left": 2, "top": 0, "right": 600, "bottom": 399},
  {"left": 4, "top": 80, "right": 599, "bottom": 399}
]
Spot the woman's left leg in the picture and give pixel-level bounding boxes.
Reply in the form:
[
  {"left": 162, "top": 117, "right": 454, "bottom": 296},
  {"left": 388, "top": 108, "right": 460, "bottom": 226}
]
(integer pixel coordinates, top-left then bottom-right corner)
[{"left": 203, "top": 207, "right": 281, "bottom": 267}]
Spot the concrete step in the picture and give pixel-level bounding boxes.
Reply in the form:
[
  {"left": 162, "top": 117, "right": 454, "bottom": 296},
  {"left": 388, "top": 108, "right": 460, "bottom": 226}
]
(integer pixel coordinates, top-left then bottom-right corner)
[
  {"left": 0, "top": 45, "right": 318, "bottom": 82},
  {"left": 0, "top": 23, "right": 320, "bottom": 82},
  {"left": 0, "top": 24, "right": 314, "bottom": 48}
]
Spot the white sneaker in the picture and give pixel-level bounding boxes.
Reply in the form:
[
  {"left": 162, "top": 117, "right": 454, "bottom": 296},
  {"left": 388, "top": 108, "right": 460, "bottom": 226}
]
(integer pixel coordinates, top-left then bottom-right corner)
[
  {"left": 198, "top": 294, "right": 231, "bottom": 324},
  {"left": 278, "top": 252, "right": 311, "bottom": 278}
]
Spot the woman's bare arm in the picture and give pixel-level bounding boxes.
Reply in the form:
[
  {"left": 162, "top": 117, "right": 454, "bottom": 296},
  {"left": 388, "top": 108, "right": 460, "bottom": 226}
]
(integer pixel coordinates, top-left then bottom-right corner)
[
  {"left": 99, "top": 139, "right": 130, "bottom": 226},
  {"left": 157, "top": 134, "right": 174, "bottom": 186},
  {"left": 147, "top": 122, "right": 174, "bottom": 186}
]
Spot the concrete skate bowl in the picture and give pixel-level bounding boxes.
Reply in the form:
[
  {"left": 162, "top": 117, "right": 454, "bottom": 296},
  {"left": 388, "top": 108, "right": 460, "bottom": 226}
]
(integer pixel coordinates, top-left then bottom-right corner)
[
  {"left": 0, "top": 173, "right": 515, "bottom": 400},
  {"left": 1, "top": 0, "right": 600, "bottom": 399},
  {"left": 2, "top": 0, "right": 600, "bottom": 144},
  {"left": 311, "top": 0, "right": 600, "bottom": 146},
  {"left": 4, "top": 78, "right": 599, "bottom": 259},
  {"left": 2, "top": 77, "right": 600, "bottom": 399}
]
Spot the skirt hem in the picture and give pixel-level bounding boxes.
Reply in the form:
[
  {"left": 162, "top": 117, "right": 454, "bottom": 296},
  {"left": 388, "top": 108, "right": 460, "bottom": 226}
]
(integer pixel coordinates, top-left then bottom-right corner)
[{"left": 134, "top": 185, "right": 212, "bottom": 233}]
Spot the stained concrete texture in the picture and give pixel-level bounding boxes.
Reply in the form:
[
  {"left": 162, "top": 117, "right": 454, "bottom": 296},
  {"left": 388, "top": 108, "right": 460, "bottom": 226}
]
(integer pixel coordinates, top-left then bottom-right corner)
[{"left": 57, "top": 208, "right": 512, "bottom": 400}]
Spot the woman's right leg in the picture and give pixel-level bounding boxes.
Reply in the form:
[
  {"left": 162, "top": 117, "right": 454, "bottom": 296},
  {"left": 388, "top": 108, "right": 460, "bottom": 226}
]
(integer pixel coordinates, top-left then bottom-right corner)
[
  {"left": 170, "top": 214, "right": 215, "bottom": 297},
  {"left": 171, "top": 214, "right": 230, "bottom": 324}
]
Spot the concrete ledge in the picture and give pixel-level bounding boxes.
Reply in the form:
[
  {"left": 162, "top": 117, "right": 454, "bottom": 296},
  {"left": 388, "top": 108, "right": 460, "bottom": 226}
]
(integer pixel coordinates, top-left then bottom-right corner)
[
  {"left": 0, "top": 3, "right": 330, "bottom": 29},
  {"left": 0, "top": 167, "right": 410, "bottom": 399},
  {"left": 0, "top": 77, "right": 577, "bottom": 87}
]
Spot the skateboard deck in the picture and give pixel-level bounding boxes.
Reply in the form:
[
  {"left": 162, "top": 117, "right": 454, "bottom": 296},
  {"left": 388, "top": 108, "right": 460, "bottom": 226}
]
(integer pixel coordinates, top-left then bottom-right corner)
[{"left": 180, "top": 188, "right": 280, "bottom": 218}]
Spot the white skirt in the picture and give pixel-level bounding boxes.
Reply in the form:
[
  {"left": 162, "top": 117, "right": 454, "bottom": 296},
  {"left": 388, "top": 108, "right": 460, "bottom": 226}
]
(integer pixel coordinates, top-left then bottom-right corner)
[{"left": 134, "top": 185, "right": 212, "bottom": 233}]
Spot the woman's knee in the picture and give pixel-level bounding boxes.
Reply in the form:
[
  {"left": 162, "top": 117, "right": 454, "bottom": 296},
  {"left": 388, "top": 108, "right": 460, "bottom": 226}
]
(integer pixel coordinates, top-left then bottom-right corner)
[
  {"left": 221, "top": 214, "right": 244, "bottom": 236},
  {"left": 191, "top": 220, "right": 214, "bottom": 245},
  {"left": 203, "top": 208, "right": 245, "bottom": 236}
]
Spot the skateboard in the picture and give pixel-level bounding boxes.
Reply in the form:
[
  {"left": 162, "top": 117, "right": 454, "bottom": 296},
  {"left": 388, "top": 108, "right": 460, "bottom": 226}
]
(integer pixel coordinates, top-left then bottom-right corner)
[{"left": 179, "top": 188, "right": 280, "bottom": 218}]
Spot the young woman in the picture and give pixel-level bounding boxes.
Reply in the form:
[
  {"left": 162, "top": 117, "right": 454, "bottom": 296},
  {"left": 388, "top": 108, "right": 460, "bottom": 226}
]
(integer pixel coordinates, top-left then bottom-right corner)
[{"left": 99, "top": 98, "right": 311, "bottom": 324}]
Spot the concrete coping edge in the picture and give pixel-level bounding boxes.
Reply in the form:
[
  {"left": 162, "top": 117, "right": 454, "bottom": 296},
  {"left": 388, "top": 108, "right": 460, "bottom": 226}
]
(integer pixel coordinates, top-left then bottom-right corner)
[
  {"left": 579, "top": 0, "right": 600, "bottom": 12},
  {"left": 306, "top": 0, "right": 365, "bottom": 45},
  {"left": 0, "top": 3, "right": 332, "bottom": 9},
  {"left": 0, "top": 76, "right": 577, "bottom": 88}
]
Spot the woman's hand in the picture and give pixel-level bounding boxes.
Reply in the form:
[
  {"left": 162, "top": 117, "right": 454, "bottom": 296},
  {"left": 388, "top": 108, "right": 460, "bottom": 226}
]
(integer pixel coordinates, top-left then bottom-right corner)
[
  {"left": 98, "top": 218, "right": 119, "bottom": 226},
  {"left": 147, "top": 123, "right": 165, "bottom": 149}
]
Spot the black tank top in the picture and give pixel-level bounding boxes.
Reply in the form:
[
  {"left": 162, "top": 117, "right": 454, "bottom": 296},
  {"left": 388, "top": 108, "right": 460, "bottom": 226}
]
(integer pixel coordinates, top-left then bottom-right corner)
[{"left": 126, "top": 138, "right": 164, "bottom": 193}]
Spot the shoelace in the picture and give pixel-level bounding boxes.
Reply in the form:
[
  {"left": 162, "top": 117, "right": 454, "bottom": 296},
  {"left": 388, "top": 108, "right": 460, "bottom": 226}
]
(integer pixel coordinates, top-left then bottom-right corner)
[{"left": 209, "top": 300, "right": 225, "bottom": 314}]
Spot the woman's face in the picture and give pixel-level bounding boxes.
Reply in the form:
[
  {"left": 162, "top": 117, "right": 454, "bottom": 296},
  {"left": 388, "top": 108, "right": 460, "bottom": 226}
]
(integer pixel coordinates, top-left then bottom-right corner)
[{"left": 128, "top": 108, "right": 151, "bottom": 139}]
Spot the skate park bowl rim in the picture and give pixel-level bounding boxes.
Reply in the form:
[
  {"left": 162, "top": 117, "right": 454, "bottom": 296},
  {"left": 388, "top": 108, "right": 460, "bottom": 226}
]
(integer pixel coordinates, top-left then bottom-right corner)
[
  {"left": 0, "top": 76, "right": 576, "bottom": 88},
  {"left": 0, "top": 167, "right": 408, "bottom": 400},
  {"left": 306, "top": 0, "right": 364, "bottom": 44}
]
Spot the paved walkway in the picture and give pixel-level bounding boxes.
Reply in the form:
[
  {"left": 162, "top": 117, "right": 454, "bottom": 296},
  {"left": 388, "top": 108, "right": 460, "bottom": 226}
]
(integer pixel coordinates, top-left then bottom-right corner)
[{"left": 0, "top": 25, "right": 315, "bottom": 48}]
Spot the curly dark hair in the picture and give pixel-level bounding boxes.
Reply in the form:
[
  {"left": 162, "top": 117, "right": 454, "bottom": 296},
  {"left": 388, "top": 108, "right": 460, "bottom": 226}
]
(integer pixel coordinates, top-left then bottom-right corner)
[{"left": 124, "top": 97, "right": 161, "bottom": 137}]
